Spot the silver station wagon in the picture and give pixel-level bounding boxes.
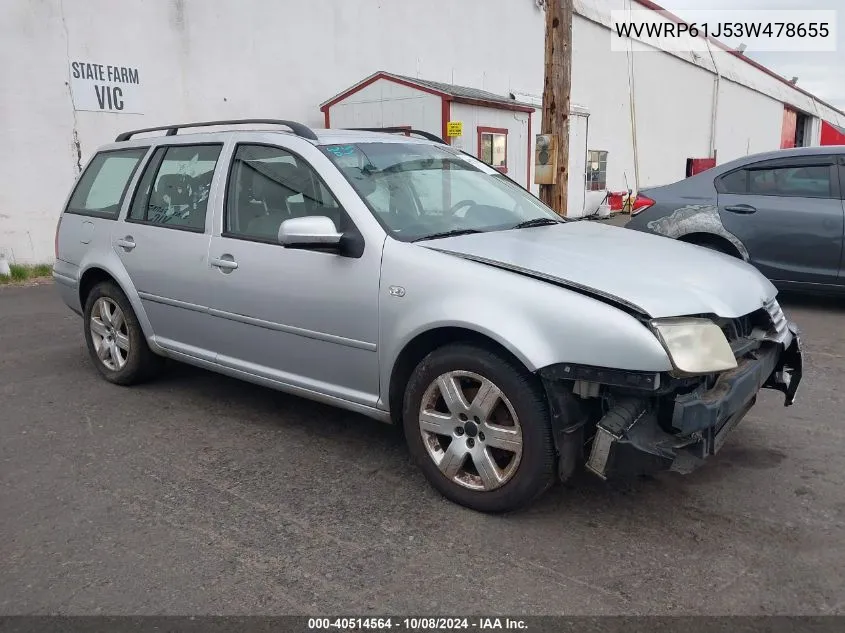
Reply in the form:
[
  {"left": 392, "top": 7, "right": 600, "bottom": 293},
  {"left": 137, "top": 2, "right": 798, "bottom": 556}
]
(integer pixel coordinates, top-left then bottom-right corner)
[{"left": 54, "top": 120, "right": 803, "bottom": 513}]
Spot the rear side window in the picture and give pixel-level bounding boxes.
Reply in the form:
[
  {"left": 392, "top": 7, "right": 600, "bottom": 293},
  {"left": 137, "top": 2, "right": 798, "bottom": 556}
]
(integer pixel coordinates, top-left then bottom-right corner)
[
  {"left": 748, "top": 165, "right": 832, "bottom": 198},
  {"left": 718, "top": 163, "right": 833, "bottom": 198},
  {"left": 128, "top": 144, "right": 222, "bottom": 231},
  {"left": 718, "top": 169, "right": 748, "bottom": 194},
  {"left": 65, "top": 148, "right": 147, "bottom": 219}
]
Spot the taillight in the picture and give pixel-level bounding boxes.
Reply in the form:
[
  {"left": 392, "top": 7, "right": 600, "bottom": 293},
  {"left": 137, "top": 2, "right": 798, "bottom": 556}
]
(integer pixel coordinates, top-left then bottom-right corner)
[
  {"left": 629, "top": 194, "right": 655, "bottom": 216},
  {"left": 607, "top": 191, "right": 655, "bottom": 216},
  {"left": 54, "top": 215, "right": 62, "bottom": 260}
]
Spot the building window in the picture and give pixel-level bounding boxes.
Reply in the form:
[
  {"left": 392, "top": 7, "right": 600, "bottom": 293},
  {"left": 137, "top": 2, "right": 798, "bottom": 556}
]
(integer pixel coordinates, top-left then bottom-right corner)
[
  {"left": 478, "top": 127, "right": 508, "bottom": 172},
  {"left": 586, "top": 150, "right": 608, "bottom": 190}
]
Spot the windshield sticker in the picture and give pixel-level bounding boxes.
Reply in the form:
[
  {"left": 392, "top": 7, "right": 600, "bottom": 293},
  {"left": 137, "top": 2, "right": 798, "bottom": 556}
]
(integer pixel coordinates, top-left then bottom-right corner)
[{"left": 326, "top": 145, "right": 356, "bottom": 157}]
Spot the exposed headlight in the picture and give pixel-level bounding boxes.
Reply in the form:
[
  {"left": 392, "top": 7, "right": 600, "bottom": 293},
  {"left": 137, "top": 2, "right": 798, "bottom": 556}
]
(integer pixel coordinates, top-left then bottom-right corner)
[{"left": 651, "top": 318, "right": 737, "bottom": 375}]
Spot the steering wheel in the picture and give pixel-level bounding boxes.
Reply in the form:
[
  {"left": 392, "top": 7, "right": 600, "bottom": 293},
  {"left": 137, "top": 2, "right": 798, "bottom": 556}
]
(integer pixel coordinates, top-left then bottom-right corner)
[{"left": 448, "top": 199, "right": 477, "bottom": 218}]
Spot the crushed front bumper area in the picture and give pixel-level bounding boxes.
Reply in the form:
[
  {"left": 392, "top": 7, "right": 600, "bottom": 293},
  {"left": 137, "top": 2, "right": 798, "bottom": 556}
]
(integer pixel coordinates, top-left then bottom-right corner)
[{"left": 585, "top": 324, "right": 802, "bottom": 480}]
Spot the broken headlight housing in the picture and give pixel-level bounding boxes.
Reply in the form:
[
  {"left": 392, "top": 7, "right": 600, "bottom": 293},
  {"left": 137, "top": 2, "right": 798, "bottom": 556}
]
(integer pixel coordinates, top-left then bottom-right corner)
[{"left": 651, "top": 318, "right": 737, "bottom": 375}]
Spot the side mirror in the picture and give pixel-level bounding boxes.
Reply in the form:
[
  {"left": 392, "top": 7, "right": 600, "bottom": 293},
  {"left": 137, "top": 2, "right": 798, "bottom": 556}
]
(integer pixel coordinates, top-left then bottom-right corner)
[{"left": 278, "top": 216, "right": 342, "bottom": 251}]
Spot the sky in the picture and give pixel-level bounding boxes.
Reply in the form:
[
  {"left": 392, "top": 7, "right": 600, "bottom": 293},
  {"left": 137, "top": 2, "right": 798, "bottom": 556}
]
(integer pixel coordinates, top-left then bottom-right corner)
[{"left": 663, "top": 0, "right": 845, "bottom": 111}]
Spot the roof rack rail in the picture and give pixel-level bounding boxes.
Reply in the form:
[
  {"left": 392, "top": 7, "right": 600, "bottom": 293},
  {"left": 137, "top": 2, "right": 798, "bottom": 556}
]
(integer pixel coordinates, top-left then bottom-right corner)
[
  {"left": 345, "top": 127, "right": 447, "bottom": 145},
  {"left": 115, "top": 119, "right": 318, "bottom": 142}
]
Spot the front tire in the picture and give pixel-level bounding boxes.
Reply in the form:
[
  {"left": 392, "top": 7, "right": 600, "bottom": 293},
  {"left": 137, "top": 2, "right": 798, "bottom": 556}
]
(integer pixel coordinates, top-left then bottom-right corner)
[
  {"left": 402, "top": 343, "right": 556, "bottom": 513},
  {"left": 83, "top": 281, "right": 161, "bottom": 385}
]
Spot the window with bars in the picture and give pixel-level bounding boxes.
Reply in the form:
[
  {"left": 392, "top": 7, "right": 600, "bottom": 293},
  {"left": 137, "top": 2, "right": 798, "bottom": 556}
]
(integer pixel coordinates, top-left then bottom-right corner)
[{"left": 586, "top": 150, "right": 608, "bottom": 191}]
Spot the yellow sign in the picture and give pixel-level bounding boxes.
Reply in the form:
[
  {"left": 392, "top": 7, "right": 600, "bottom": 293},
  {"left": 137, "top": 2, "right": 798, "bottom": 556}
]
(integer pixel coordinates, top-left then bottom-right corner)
[{"left": 446, "top": 121, "right": 463, "bottom": 137}]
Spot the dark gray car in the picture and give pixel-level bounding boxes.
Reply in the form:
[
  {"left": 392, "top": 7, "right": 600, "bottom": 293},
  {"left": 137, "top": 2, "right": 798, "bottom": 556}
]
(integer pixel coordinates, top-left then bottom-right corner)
[{"left": 626, "top": 146, "right": 845, "bottom": 294}]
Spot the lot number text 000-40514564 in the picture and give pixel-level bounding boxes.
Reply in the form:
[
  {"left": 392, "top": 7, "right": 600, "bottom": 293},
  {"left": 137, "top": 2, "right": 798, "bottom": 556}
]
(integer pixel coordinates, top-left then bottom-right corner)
[{"left": 69, "top": 61, "right": 143, "bottom": 114}]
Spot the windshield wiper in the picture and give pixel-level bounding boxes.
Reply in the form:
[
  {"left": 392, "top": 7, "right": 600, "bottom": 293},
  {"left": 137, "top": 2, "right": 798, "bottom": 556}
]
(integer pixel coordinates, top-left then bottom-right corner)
[
  {"left": 412, "top": 228, "right": 483, "bottom": 242},
  {"left": 511, "top": 217, "right": 562, "bottom": 229}
]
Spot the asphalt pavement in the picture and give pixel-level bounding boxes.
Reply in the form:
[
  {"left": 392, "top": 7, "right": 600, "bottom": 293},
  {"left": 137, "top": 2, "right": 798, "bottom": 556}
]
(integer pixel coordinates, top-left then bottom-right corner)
[{"left": 1, "top": 282, "right": 844, "bottom": 615}]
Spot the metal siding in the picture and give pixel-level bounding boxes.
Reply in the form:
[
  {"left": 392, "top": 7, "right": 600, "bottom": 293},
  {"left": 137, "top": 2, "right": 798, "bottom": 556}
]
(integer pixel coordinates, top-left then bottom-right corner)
[
  {"left": 449, "top": 103, "right": 530, "bottom": 189},
  {"left": 327, "top": 79, "right": 442, "bottom": 135}
]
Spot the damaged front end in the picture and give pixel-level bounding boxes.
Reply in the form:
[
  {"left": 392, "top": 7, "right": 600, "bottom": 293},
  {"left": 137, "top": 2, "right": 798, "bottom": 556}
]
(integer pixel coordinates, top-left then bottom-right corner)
[{"left": 539, "top": 301, "right": 803, "bottom": 482}]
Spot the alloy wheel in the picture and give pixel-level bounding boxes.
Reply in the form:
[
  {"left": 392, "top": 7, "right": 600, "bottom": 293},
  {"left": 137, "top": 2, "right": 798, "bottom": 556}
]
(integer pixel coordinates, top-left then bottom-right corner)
[
  {"left": 89, "top": 297, "right": 130, "bottom": 371},
  {"left": 418, "top": 370, "right": 523, "bottom": 491}
]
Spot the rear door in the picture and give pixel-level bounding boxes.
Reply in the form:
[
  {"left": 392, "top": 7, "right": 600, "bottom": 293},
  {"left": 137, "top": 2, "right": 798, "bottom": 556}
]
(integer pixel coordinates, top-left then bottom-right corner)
[
  {"left": 716, "top": 154, "right": 843, "bottom": 284},
  {"left": 58, "top": 147, "right": 149, "bottom": 268},
  {"left": 115, "top": 142, "right": 225, "bottom": 359}
]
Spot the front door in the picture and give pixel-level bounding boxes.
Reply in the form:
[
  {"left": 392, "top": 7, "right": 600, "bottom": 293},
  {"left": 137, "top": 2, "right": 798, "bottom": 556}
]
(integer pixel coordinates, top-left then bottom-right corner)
[
  {"left": 717, "top": 154, "right": 844, "bottom": 284},
  {"left": 207, "top": 143, "right": 382, "bottom": 406},
  {"left": 115, "top": 143, "right": 224, "bottom": 358}
]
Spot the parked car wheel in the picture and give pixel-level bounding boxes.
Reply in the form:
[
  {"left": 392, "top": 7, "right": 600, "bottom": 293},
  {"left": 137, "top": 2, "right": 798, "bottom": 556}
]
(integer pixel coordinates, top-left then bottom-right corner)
[
  {"left": 402, "top": 343, "right": 556, "bottom": 513},
  {"left": 83, "top": 281, "right": 161, "bottom": 385}
]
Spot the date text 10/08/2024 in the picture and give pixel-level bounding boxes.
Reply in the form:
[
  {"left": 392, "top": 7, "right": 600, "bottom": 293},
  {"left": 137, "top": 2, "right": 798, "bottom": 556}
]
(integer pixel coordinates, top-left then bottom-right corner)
[{"left": 308, "top": 618, "right": 528, "bottom": 630}]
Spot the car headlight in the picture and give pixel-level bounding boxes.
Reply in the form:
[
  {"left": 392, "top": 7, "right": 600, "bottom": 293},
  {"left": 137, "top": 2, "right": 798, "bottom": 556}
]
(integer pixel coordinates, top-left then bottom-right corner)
[{"left": 651, "top": 318, "right": 737, "bottom": 375}]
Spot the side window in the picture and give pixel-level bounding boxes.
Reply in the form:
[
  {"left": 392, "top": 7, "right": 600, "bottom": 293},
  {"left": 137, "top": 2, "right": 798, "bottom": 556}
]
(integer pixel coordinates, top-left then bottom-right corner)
[
  {"left": 718, "top": 169, "right": 749, "bottom": 194},
  {"left": 748, "top": 165, "right": 832, "bottom": 198},
  {"left": 128, "top": 144, "right": 222, "bottom": 230},
  {"left": 225, "top": 144, "right": 344, "bottom": 241},
  {"left": 66, "top": 148, "right": 147, "bottom": 219}
]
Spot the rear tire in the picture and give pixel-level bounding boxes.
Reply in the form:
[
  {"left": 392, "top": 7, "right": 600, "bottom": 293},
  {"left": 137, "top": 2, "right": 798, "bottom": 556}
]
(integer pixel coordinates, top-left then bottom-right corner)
[
  {"left": 402, "top": 343, "right": 556, "bottom": 513},
  {"left": 83, "top": 281, "right": 162, "bottom": 385}
]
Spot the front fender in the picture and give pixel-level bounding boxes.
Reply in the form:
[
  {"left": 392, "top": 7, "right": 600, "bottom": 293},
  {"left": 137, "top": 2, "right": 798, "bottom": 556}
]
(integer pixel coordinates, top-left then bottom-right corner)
[{"left": 378, "top": 241, "right": 672, "bottom": 405}]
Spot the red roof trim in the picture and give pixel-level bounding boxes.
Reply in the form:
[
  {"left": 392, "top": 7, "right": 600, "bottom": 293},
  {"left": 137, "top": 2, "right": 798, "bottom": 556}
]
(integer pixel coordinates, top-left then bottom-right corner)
[
  {"left": 320, "top": 72, "right": 535, "bottom": 115},
  {"left": 453, "top": 96, "right": 535, "bottom": 113},
  {"left": 320, "top": 72, "right": 451, "bottom": 113},
  {"left": 633, "top": 0, "right": 845, "bottom": 118}
]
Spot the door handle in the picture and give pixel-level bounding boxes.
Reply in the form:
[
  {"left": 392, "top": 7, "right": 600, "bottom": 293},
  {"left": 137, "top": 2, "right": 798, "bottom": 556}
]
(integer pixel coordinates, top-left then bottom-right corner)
[
  {"left": 210, "top": 256, "right": 239, "bottom": 271},
  {"left": 724, "top": 204, "right": 757, "bottom": 214},
  {"left": 116, "top": 236, "right": 136, "bottom": 251}
]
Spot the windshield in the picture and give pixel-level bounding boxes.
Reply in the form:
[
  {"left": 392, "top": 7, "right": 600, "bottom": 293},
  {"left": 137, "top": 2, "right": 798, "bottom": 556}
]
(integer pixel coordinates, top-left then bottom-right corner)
[{"left": 322, "top": 142, "right": 562, "bottom": 241}]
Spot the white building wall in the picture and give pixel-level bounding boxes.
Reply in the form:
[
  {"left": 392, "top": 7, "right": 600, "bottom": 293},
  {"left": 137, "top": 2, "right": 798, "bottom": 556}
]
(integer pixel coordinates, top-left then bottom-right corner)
[
  {"left": 0, "top": 0, "right": 545, "bottom": 264},
  {"left": 449, "top": 104, "right": 532, "bottom": 190},
  {"left": 576, "top": 0, "right": 845, "bottom": 130},
  {"left": 2, "top": 0, "right": 844, "bottom": 262},
  {"left": 714, "top": 79, "right": 786, "bottom": 159},
  {"left": 569, "top": 15, "right": 802, "bottom": 191},
  {"left": 326, "top": 80, "right": 442, "bottom": 133}
]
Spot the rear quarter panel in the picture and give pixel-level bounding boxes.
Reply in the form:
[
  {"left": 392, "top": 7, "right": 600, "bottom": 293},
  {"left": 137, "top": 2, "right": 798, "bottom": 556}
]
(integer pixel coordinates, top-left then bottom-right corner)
[
  {"left": 626, "top": 175, "right": 749, "bottom": 259},
  {"left": 54, "top": 145, "right": 158, "bottom": 341}
]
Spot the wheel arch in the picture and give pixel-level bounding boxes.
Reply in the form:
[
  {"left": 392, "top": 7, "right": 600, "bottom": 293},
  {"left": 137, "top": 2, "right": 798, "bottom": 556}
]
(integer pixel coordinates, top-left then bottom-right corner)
[
  {"left": 77, "top": 261, "right": 157, "bottom": 345},
  {"left": 677, "top": 232, "right": 744, "bottom": 259},
  {"left": 79, "top": 267, "right": 120, "bottom": 307},
  {"left": 387, "top": 326, "right": 532, "bottom": 425}
]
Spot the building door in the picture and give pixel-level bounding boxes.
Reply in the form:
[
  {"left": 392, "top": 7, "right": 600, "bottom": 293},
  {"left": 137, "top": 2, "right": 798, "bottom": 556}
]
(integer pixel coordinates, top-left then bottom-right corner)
[{"left": 781, "top": 107, "right": 797, "bottom": 149}]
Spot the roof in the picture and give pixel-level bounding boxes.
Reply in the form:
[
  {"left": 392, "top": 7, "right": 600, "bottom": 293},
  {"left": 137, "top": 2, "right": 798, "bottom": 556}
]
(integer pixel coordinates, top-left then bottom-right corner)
[
  {"left": 320, "top": 71, "right": 536, "bottom": 113},
  {"left": 390, "top": 74, "right": 536, "bottom": 110},
  {"left": 107, "top": 123, "right": 444, "bottom": 151}
]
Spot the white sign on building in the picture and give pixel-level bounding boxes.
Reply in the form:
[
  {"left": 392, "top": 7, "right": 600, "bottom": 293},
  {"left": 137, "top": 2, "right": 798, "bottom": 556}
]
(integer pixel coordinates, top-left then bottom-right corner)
[{"left": 69, "top": 61, "right": 143, "bottom": 114}]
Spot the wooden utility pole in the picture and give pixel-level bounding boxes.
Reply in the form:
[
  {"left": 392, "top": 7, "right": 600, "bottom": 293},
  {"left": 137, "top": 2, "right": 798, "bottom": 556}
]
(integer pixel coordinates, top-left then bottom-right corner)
[{"left": 539, "top": 0, "right": 573, "bottom": 216}]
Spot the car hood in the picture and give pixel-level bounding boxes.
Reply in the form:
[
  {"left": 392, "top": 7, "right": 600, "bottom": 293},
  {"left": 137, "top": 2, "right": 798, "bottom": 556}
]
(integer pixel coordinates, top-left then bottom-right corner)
[{"left": 422, "top": 221, "right": 777, "bottom": 319}]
